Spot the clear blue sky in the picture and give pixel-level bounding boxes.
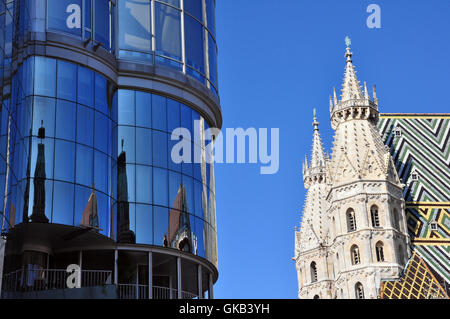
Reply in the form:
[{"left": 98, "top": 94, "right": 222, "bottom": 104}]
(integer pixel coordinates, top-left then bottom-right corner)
[{"left": 213, "top": 0, "right": 450, "bottom": 298}]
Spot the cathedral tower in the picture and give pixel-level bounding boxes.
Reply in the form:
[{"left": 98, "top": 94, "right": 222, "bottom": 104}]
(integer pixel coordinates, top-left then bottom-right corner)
[{"left": 295, "top": 39, "right": 411, "bottom": 299}]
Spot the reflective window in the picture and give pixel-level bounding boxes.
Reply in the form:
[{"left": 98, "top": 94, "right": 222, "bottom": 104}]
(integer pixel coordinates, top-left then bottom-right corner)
[
  {"left": 155, "top": 2, "right": 182, "bottom": 61},
  {"left": 184, "top": 14, "right": 205, "bottom": 74},
  {"left": 184, "top": 0, "right": 203, "bottom": 22},
  {"left": 118, "top": 90, "right": 135, "bottom": 125},
  {"left": 95, "top": 0, "right": 111, "bottom": 50},
  {"left": 158, "top": 0, "right": 180, "bottom": 7},
  {"left": 118, "top": 0, "right": 151, "bottom": 52},
  {"left": 167, "top": 98, "right": 180, "bottom": 132},
  {"left": 47, "top": 0, "right": 82, "bottom": 37},
  {"left": 136, "top": 91, "right": 151, "bottom": 128},
  {"left": 205, "top": 0, "right": 215, "bottom": 36},
  {"left": 182, "top": 175, "right": 194, "bottom": 215},
  {"left": 152, "top": 94, "right": 167, "bottom": 131},
  {"left": 118, "top": 126, "right": 135, "bottom": 163},
  {"left": 95, "top": 74, "right": 108, "bottom": 115},
  {"left": 136, "top": 204, "right": 153, "bottom": 244},
  {"left": 78, "top": 66, "right": 94, "bottom": 107},
  {"left": 52, "top": 181, "right": 75, "bottom": 225},
  {"left": 34, "top": 57, "right": 56, "bottom": 97},
  {"left": 77, "top": 104, "right": 94, "bottom": 147},
  {"left": 168, "top": 171, "right": 181, "bottom": 208},
  {"left": 153, "top": 206, "right": 168, "bottom": 246},
  {"left": 94, "top": 111, "right": 109, "bottom": 153},
  {"left": 208, "top": 33, "right": 218, "bottom": 88},
  {"left": 153, "top": 167, "right": 168, "bottom": 206},
  {"left": 136, "top": 165, "right": 152, "bottom": 203},
  {"left": 54, "top": 140, "right": 75, "bottom": 182},
  {"left": 55, "top": 100, "right": 76, "bottom": 141},
  {"left": 57, "top": 60, "right": 77, "bottom": 101},
  {"left": 136, "top": 128, "right": 152, "bottom": 165},
  {"left": 32, "top": 97, "right": 55, "bottom": 138},
  {"left": 153, "top": 130, "right": 167, "bottom": 168},
  {"left": 75, "top": 144, "right": 93, "bottom": 186},
  {"left": 94, "top": 151, "right": 109, "bottom": 194}
]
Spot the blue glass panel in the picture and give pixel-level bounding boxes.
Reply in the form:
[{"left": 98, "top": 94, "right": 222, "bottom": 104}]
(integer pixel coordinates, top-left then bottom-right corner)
[
  {"left": 136, "top": 127, "right": 152, "bottom": 165},
  {"left": 25, "top": 179, "right": 53, "bottom": 224},
  {"left": 136, "top": 165, "right": 152, "bottom": 203},
  {"left": 168, "top": 171, "right": 181, "bottom": 209},
  {"left": 95, "top": 74, "right": 108, "bottom": 115},
  {"left": 182, "top": 175, "right": 194, "bottom": 215},
  {"left": 136, "top": 204, "right": 153, "bottom": 245},
  {"left": 184, "top": 14, "right": 204, "bottom": 74},
  {"left": 84, "top": 0, "right": 92, "bottom": 29},
  {"left": 182, "top": 141, "right": 193, "bottom": 176},
  {"left": 94, "top": 150, "right": 108, "bottom": 194},
  {"left": 34, "top": 57, "right": 56, "bottom": 97},
  {"left": 152, "top": 130, "right": 167, "bottom": 168},
  {"left": 94, "top": 111, "right": 109, "bottom": 153},
  {"left": 52, "top": 181, "right": 74, "bottom": 225},
  {"left": 152, "top": 94, "right": 167, "bottom": 131},
  {"left": 205, "top": 0, "right": 215, "bottom": 36},
  {"left": 184, "top": 0, "right": 203, "bottom": 22},
  {"left": 136, "top": 91, "right": 151, "bottom": 128},
  {"left": 75, "top": 144, "right": 93, "bottom": 186},
  {"left": 118, "top": 0, "right": 151, "bottom": 52},
  {"left": 76, "top": 104, "right": 94, "bottom": 147},
  {"left": 125, "top": 164, "right": 135, "bottom": 202},
  {"left": 154, "top": 3, "right": 181, "bottom": 61},
  {"left": 180, "top": 104, "right": 192, "bottom": 133},
  {"left": 167, "top": 98, "right": 180, "bottom": 132},
  {"left": 118, "top": 90, "right": 135, "bottom": 125},
  {"left": 57, "top": 60, "right": 77, "bottom": 101},
  {"left": 54, "top": 140, "right": 75, "bottom": 182},
  {"left": 78, "top": 66, "right": 94, "bottom": 107},
  {"left": 97, "top": 191, "right": 109, "bottom": 236},
  {"left": 194, "top": 217, "right": 205, "bottom": 258},
  {"left": 47, "top": 0, "right": 82, "bottom": 36},
  {"left": 153, "top": 167, "right": 168, "bottom": 207},
  {"left": 159, "top": 0, "right": 179, "bottom": 7},
  {"left": 168, "top": 136, "right": 182, "bottom": 172},
  {"left": 208, "top": 33, "right": 218, "bottom": 88},
  {"left": 118, "top": 126, "right": 135, "bottom": 163},
  {"left": 95, "top": 0, "right": 110, "bottom": 50},
  {"left": 194, "top": 180, "right": 204, "bottom": 219},
  {"left": 153, "top": 206, "right": 168, "bottom": 246},
  {"left": 128, "top": 203, "right": 136, "bottom": 234},
  {"left": 55, "top": 100, "right": 76, "bottom": 141},
  {"left": 33, "top": 96, "right": 55, "bottom": 138}
]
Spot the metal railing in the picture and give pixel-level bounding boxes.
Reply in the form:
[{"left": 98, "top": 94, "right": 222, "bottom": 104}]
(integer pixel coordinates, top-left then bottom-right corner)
[
  {"left": 117, "top": 284, "right": 198, "bottom": 300},
  {"left": 2, "top": 269, "right": 112, "bottom": 293}
]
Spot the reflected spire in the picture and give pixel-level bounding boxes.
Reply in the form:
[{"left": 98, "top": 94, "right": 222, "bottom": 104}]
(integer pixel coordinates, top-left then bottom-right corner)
[{"left": 30, "top": 121, "right": 48, "bottom": 223}]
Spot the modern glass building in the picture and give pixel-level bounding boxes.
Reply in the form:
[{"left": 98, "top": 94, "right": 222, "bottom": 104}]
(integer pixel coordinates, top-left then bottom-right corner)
[{"left": 0, "top": 0, "right": 221, "bottom": 299}]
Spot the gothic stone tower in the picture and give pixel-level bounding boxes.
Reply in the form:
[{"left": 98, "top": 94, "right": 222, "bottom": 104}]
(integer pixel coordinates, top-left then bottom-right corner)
[{"left": 294, "top": 41, "right": 411, "bottom": 299}]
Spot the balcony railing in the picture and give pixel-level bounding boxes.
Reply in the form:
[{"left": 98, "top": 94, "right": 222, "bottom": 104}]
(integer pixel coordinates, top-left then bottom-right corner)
[
  {"left": 117, "top": 284, "right": 198, "bottom": 299},
  {"left": 2, "top": 269, "right": 112, "bottom": 293}
]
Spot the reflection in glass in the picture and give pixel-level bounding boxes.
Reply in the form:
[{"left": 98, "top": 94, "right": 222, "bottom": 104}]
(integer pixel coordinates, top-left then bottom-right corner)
[
  {"left": 136, "top": 165, "right": 152, "bottom": 203},
  {"left": 29, "top": 123, "right": 49, "bottom": 223},
  {"left": 94, "top": 111, "right": 109, "bottom": 153},
  {"left": 52, "top": 181, "right": 74, "bottom": 225},
  {"left": 184, "top": 14, "right": 204, "bottom": 74},
  {"left": 118, "top": 126, "right": 135, "bottom": 163},
  {"left": 55, "top": 100, "right": 76, "bottom": 141},
  {"left": 136, "top": 91, "right": 151, "bottom": 128},
  {"left": 153, "top": 167, "right": 168, "bottom": 207},
  {"left": 54, "top": 140, "right": 75, "bottom": 182},
  {"left": 33, "top": 96, "right": 55, "bottom": 138},
  {"left": 34, "top": 56, "right": 56, "bottom": 97},
  {"left": 153, "top": 130, "right": 167, "bottom": 168},
  {"left": 184, "top": 0, "right": 203, "bottom": 22},
  {"left": 95, "top": 0, "right": 111, "bottom": 50},
  {"left": 77, "top": 66, "right": 94, "bottom": 107},
  {"left": 80, "top": 186, "right": 99, "bottom": 229},
  {"left": 155, "top": 3, "right": 181, "bottom": 60},
  {"left": 136, "top": 128, "right": 152, "bottom": 165},
  {"left": 77, "top": 104, "right": 94, "bottom": 146},
  {"left": 94, "top": 151, "right": 108, "bottom": 194},
  {"left": 136, "top": 204, "right": 153, "bottom": 245},
  {"left": 154, "top": 206, "right": 168, "bottom": 246},
  {"left": 117, "top": 147, "right": 136, "bottom": 243},
  {"left": 75, "top": 144, "right": 93, "bottom": 186},
  {"left": 152, "top": 94, "right": 167, "bottom": 132},
  {"left": 118, "top": 90, "right": 135, "bottom": 125},
  {"left": 119, "top": 0, "right": 151, "bottom": 52},
  {"left": 57, "top": 60, "right": 77, "bottom": 101}
]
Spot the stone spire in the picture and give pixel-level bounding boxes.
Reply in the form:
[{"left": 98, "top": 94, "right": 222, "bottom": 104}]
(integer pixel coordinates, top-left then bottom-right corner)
[
  {"left": 341, "top": 43, "right": 364, "bottom": 102},
  {"left": 303, "top": 109, "right": 327, "bottom": 189}
]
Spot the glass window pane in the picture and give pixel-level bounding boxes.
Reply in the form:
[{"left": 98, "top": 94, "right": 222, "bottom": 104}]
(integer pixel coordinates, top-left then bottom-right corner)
[
  {"left": 155, "top": 3, "right": 181, "bottom": 60},
  {"left": 153, "top": 206, "right": 168, "bottom": 247},
  {"left": 76, "top": 104, "right": 94, "bottom": 146},
  {"left": 136, "top": 128, "right": 152, "bottom": 165},
  {"left": 34, "top": 57, "right": 56, "bottom": 97},
  {"left": 76, "top": 144, "right": 93, "bottom": 186},
  {"left": 194, "top": 179, "right": 204, "bottom": 219},
  {"left": 95, "top": 74, "right": 108, "bottom": 115},
  {"left": 136, "top": 165, "right": 152, "bottom": 203},
  {"left": 94, "top": 111, "right": 109, "bottom": 153},
  {"left": 194, "top": 217, "right": 205, "bottom": 258},
  {"left": 94, "top": 150, "right": 108, "bottom": 194},
  {"left": 208, "top": 33, "right": 218, "bottom": 88},
  {"left": 182, "top": 141, "right": 193, "bottom": 176},
  {"left": 95, "top": 0, "right": 110, "bottom": 50},
  {"left": 205, "top": 0, "right": 215, "bottom": 36},
  {"left": 184, "top": 0, "right": 203, "bottom": 22},
  {"left": 136, "top": 91, "right": 151, "bottom": 128},
  {"left": 152, "top": 94, "right": 167, "bottom": 131},
  {"left": 159, "top": 0, "right": 179, "bottom": 7},
  {"left": 78, "top": 66, "right": 94, "bottom": 107},
  {"left": 54, "top": 140, "right": 75, "bottom": 182},
  {"left": 55, "top": 100, "right": 76, "bottom": 141},
  {"left": 168, "top": 171, "right": 181, "bottom": 209},
  {"left": 57, "top": 60, "right": 77, "bottom": 101},
  {"left": 167, "top": 98, "right": 180, "bottom": 132},
  {"left": 180, "top": 104, "right": 192, "bottom": 133},
  {"left": 118, "top": 126, "right": 135, "bottom": 163},
  {"left": 33, "top": 96, "right": 55, "bottom": 138},
  {"left": 30, "top": 137, "right": 54, "bottom": 180},
  {"left": 182, "top": 175, "right": 194, "bottom": 215},
  {"left": 184, "top": 14, "right": 204, "bottom": 74},
  {"left": 119, "top": 0, "right": 151, "bottom": 52},
  {"left": 84, "top": 0, "right": 92, "bottom": 29},
  {"left": 47, "top": 0, "right": 82, "bottom": 36},
  {"left": 97, "top": 191, "right": 109, "bottom": 236},
  {"left": 52, "top": 181, "right": 74, "bottom": 225},
  {"left": 152, "top": 130, "right": 167, "bottom": 168},
  {"left": 136, "top": 204, "right": 153, "bottom": 245},
  {"left": 168, "top": 137, "right": 182, "bottom": 172},
  {"left": 153, "top": 167, "right": 168, "bottom": 207},
  {"left": 118, "top": 90, "right": 135, "bottom": 125},
  {"left": 74, "top": 185, "right": 92, "bottom": 226}
]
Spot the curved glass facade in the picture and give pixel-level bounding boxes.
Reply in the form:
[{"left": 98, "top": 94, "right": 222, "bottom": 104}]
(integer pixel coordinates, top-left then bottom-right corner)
[
  {"left": 45, "top": 0, "right": 218, "bottom": 96},
  {"left": 2, "top": 55, "right": 218, "bottom": 266}
]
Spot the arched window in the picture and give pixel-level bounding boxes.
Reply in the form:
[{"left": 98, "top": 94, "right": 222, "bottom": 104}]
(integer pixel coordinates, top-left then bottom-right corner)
[
  {"left": 376, "top": 241, "right": 385, "bottom": 262},
  {"left": 355, "top": 282, "right": 364, "bottom": 299},
  {"left": 370, "top": 205, "right": 380, "bottom": 227},
  {"left": 351, "top": 245, "right": 361, "bottom": 265},
  {"left": 310, "top": 262, "right": 318, "bottom": 283},
  {"left": 313, "top": 295, "right": 320, "bottom": 299},
  {"left": 347, "top": 208, "right": 356, "bottom": 232}
]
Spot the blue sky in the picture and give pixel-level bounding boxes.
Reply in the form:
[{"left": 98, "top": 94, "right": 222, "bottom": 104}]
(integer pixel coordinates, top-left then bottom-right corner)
[{"left": 212, "top": 0, "right": 450, "bottom": 298}]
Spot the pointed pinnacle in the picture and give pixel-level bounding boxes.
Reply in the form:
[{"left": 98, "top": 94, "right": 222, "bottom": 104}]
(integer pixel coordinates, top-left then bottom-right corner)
[{"left": 364, "top": 82, "right": 370, "bottom": 99}]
